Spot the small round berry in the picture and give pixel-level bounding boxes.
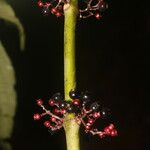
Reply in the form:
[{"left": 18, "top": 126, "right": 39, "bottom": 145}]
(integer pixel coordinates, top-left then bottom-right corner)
[
  {"left": 59, "top": 102, "right": 66, "bottom": 108},
  {"left": 51, "top": 117, "right": 56, "bottom": 122},
  {"left": 60, "top": 109, "right": 66, "bottom": 114},
  {"left": 80, "top": 91, "right": 91, "bottom": 103},
  {"left": 73, "top": 99, "right": 80, "bottom": 106},
  {"left": 99, "top": 2, "right": 108, "bottom": 12},
  {"left": 33, "top": 113, "right": 41, "bottom": 120},
  {"left": 93, "top": 112, "right": 101, "bottom": 118},
  {"left": 100, "top": 108, "right": 111, "bottom": 119},
  {"left": 110, "top": 129, "right": 117, "bottom": 137},
  {"left": 90, "top": 102, "right": 100, "bottom": 111},
  {"left": 104, "top": 127, "right": 111, "bottom": 135},
  {"left": 51, "top": 8, "right": 57, "bottom": 14},
  {"left": 44, "top": 121, "right": 51, "bottom": 127},
  {"left": 85, "top": 125, "right": 91, "bottom": 130},
  {"left": 36, "top": 99, "right": 43, "bottom": 106},
  {"left": 38, "top": 1, "right": 43, "bottom": 7},
  {"left": 48, "top": 99, "right": 55, "bottom": 106},
  {"left": 56, "top": 12, "right": 62, "bottom": 17},
  {"left": 88, "top": 119, "right": 94, "bottom": 124},
  {"left": 69, "top": 89, "right": 79, "bottom": 99},
  {"left": 86, "top": 123, "right": 92, "bottom": 126},
  {"left": 42, "top": 6, "right": 50, "bottom": 15},
  {"left": 95, "top": 13, "right": 102, "bottom": 20},
  {"left": 108, "top": 124, "right": 114, "bottom": 130},
  {"left": 66, "top": 105, "right": 74, "bottom": 113},
  {"left": 54, "top": 108, "right": 60, "bottom": 114},
  {"left": 52, "top": 93, "right": 62, "bottom": 101}
]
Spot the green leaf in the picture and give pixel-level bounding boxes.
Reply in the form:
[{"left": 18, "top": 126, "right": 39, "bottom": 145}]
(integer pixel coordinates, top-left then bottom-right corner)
[
  {"left": 0, "top": 41, "right": 17, "bottom": 139},
  {"left": 0, "top": 0, "right": 25, "bottom": 50}
]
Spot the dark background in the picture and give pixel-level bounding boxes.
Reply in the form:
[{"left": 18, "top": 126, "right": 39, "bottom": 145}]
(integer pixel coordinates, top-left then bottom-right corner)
[{"left": 0, "top": 0, "right": 150, "bottom": 150}]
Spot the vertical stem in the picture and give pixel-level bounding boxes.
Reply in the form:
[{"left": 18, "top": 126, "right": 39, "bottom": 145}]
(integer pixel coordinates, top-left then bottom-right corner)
[
  {"left": 63, "top": 1, "right": 80, "bottom": 150},
  {"left": 64, "top": 0, "right": 78, "bottom": 100}
]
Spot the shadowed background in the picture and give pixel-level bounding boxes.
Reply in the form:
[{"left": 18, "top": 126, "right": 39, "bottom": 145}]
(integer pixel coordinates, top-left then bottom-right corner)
[{"left": 0, "top": 0, "right": 149, "bottom": 150}]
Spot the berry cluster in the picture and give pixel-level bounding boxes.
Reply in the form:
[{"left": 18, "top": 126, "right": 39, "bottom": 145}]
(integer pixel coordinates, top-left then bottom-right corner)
[
  {"left": 36, "top": 0, "right": 108, "bottom": 19},
  {"left": 33, "top": 90, "right": 117, "bottom": 138}
]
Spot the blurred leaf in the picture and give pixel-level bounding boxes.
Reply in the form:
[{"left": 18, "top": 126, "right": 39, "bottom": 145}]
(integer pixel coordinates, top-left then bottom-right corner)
[
  {"left": 0, "top": 0, "right": 25, "bottom": 50},
  {"left": 0, "top": 41, "right": 16, "bottom": 139}
]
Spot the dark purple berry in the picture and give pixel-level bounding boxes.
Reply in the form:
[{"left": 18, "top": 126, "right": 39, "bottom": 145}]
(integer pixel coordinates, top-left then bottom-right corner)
[
  {"left": 52, "top": 93, "right": 62, "bottom": 101},
  {"left": 69, "top": 90, "right": 79, "bottom": 99},
  {"left": 42, "top": 6, "right": 50, "bottom": 15},
  {"left": 100, "top": 108, "right": 111, "bottom": 119},
  {"left": 99, "top": 2, "right": 108, "bottom": 12},
  {"left": 67, "top": 105, "right": 74, "bottom": 113},
  {"left": 80, "top": 91, "right": 91, "bottom": 103},
  {"left": 90, "top": 102, "right": 100, "bottom": 111},
  {"left": 59, "top": 102, "right": 67, "bottom": 108}
]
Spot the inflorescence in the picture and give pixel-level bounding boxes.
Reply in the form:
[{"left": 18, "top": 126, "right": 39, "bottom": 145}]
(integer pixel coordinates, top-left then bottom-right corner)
[
  {"left": 33, "top": 90, "right": 117, "bottom": 138},
  {"left": 36, "top": 0, "right": 108, "bottom": 19}
]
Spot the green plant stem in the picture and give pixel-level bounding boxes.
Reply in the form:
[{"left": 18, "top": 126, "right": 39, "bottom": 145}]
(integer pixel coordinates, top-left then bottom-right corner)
[
  {"left": 63, "top": 1, "right": 80, "bottom": 150},
  {"left": 64, "top": 1, "right": 77, "bottom": 100}
]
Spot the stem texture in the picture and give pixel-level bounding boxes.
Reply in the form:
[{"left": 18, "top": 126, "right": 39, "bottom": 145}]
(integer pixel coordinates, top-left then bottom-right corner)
[
  {"left": 64, "top": 1, "right": 78, "bottom": 100},
  {"left": 63, "top": 1, "right": 80, "bottom": 150}
]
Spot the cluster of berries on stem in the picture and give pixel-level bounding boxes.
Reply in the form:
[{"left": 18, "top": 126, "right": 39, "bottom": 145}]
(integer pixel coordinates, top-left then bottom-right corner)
[
  {"left": 36, "top": 0, "right": 108, "bottom": 19},
  {"left": 33, "top": 90, "right": 118, "bottom": 138}
]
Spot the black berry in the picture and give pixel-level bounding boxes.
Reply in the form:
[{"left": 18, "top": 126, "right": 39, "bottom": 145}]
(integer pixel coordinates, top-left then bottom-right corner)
[
  {"left": 69, "top": 90, "right": 79, "bottom": 99},
  {"left": 100, "top": 108, "right": 111, "bottom": 119},
  {"left": 52, "top": 93, "right": 62, "bottom": 101},
  {"left": 59, "top": 101, "right": 67, "bottom": 108},
  {"left": 90, "top": 102, "right": 100, "bottom": 111},
  {"left": 80, "top": 91, "right": 91, "bottom": 103}
]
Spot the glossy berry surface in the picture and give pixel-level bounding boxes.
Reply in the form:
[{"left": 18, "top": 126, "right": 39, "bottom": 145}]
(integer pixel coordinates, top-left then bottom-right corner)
[
  {"left": 69, "top": 90, "right": 79, "bottom": 99},
  {"left": 100, "top": 108, "right": 111, "bottom": 119},
  {"left": 36, "top": 0, "right": 108, "bottom": 19},
  {"left": 90, "top": 102, "right": 100, "bottom": 111},
  {"left": 36, "top": 99, "right": 43, "bottom": 106},
  {"left": 44, "top": 121, "right": 51, "bottom": 127},
  {"left": 80, "top": 91, "right": 91, "bottom": 103},
  {"left": 48, "top": 99, "right": 55, "bottom": 106},
  {"left": 33, "top": 90, "right": 118, "bottom": 139},
  {"left": 33, "top": 113, "right": 41, "bottom": 120},
  {"left": 52, "top": 93, "right": 62, "bottom": 101}
]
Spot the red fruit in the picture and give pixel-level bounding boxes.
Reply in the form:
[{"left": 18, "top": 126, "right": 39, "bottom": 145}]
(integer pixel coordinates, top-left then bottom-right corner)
[
  {"left": 110, "top": 129, "right": 118, "bottom": 136},
  {"left": 54, "top": 108, "right": 60, "bottom": 114},
  {"left": 86, "top": 123, "right": 92, "bottom": 126},
  {"left": 85, "top": 125, "right": 91, "bottom": 130},
  {"left": 93, "top": 112, "right": 101, "bottom": 118},
  {"left": 38, "top": 1, "right": 43, "bottom": 7},
  {"left": 104, "top": 127, "right": 111, "bottom": 135},
  {"left": 73, "top": 99, "right": 80, "bottom": 105},
  {"left": 44, "top": 121, "right": 51, "bottom": 127},
  {"left": 33, "top": 113, "right": 41, "bottom": 120},
  {"left": 36, "top": 99, "right": 43, "bottom": 106},
  {"left": 61, "top": 109, "right": 66, "bottom": 114},
  {"left": 48, "top": 99, "right": 55, "bottom": 106},
  {"left": 95, "top": 13, "right": 102, "bottom": 20},
  {"left": 51, "top": 8, "right": 57, "bottom": 14},
  {"left": 56, "top": 12, "right": 62, "bottom": 17},
  {"left": 88, "top": 119, "right": 94, "bottom": 124},
  {"left": 108, "top": 124, "right": 114, "bottom": 130},
  {"left": 51, "top": 117, "right": 56, "bottom": 122}
]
